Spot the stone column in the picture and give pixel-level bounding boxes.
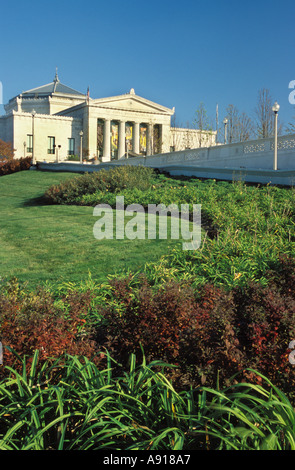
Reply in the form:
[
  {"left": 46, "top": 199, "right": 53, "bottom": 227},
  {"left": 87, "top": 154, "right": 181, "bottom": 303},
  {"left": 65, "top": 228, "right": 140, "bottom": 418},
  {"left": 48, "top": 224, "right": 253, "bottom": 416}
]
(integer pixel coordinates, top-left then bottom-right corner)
[
  {"left": 133, "top": 122, "right": 140, "bottom": 155},
  {"left": 147, "top": 123, "right": 153, "bottom": 156},
  {"left": 102, "top": 119, "right": 111, "bottom": 162},
  {"left": 160, "top": 124, "right": 170, "bottom": 153},
  {"left": 88, "top": 115, "right": 98, "bottom": 160},
  {"left": 118, "top": 120, "right": 126, "bottom": 159}
]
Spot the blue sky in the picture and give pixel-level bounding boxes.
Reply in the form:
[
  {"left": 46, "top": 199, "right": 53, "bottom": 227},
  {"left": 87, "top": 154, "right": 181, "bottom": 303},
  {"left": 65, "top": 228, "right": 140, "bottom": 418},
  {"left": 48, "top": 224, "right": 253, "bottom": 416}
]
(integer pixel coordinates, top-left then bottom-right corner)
[{"left": 1, "top": 0, "right": 294, "bottom": 131}]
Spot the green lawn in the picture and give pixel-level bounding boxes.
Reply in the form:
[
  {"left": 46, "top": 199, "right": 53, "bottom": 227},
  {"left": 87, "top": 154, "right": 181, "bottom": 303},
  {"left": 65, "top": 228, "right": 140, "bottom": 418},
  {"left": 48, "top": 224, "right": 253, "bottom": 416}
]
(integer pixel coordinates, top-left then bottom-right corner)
[{"left": 0, "top": 170, "right": 183, "bottom": 288}]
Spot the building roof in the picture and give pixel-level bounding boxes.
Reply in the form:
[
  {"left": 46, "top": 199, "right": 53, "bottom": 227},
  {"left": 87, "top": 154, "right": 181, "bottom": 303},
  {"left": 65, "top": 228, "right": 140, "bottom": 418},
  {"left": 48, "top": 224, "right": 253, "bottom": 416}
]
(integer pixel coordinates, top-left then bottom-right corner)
[{"left": 20, "top": 71, "right": 85, "bottom": 98}]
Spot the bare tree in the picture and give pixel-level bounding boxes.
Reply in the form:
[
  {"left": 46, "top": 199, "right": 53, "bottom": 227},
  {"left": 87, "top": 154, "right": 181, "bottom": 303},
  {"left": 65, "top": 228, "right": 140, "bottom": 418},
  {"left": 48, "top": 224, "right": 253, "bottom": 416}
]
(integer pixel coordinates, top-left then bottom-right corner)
[
  {"left": 254, "top": 88, "right": 283, "bottom": 138},
  {"left": 236, "top": 112, "right": 255, "bottom": 142},
  {"left": 226, "top": 104, "right": 239, "bottom": 143},
  {"left": 285, "top": 108, "right": 295, "bottom": 134},
  {"left": 193, "top": 102, "right": 213, "bottom": 147},
  {"left": 170, "top": 113, "right": 183, "bottom": 151},
  {"left": 224, "top": 105, "right": 254, "bottom": 143}
]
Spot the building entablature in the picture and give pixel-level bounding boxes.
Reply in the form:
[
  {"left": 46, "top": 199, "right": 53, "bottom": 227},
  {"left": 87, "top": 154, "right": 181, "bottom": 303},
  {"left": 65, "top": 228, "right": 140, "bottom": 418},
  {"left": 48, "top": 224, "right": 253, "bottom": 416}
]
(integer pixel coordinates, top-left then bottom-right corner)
[
  {"left": 89, "top": 90, "right": 174, "bottom": 116},
  {"left": 57, "top": 89, "right": 174, "bottom": 122}
]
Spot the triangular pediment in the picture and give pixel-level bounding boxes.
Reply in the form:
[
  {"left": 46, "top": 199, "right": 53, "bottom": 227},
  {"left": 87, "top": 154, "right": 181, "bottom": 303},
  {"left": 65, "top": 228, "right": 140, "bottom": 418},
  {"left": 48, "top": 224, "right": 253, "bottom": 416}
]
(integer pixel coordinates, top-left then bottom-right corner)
[{"left": 91, "top": 91, "right": 174, "bottom": 116}]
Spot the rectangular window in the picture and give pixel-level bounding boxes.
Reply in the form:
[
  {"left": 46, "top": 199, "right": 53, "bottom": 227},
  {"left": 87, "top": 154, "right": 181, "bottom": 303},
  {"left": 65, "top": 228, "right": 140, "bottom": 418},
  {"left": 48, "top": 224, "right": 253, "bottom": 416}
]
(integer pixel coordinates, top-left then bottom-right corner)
[
  {"left": 27, "top": 134, "right": 33, "bottom": 153},
  {"left": 68, "top": 138, "right": 75, "bottom": 155},
  {"left": 48, "top": 136, "right": 55, "bottom": 154}
]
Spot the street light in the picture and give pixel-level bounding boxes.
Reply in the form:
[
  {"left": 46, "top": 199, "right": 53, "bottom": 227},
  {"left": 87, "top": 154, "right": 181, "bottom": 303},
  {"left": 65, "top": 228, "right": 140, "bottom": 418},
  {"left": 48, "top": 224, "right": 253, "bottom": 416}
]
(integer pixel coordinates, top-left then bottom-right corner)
[
  {"left": 56, "top": 144, "right": 61, "bottom": 163},
  {"left": 272, "top": 101, "right": 280, "bottom": 171},
  {"left": 223, "top": 118, "right": 228, "bottom": 144},
  {"left": 32, "top": 110, "right": 36, "bottom": 165},
  {"left": 80, "top": 130, "right": 83, "bottom": 163}
]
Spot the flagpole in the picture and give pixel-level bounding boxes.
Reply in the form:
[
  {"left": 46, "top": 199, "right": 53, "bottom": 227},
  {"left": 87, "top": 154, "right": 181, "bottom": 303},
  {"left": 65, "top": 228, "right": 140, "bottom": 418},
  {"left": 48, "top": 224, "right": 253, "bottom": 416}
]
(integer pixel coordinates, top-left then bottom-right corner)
[{"left": 216, "top": 104, "right": 219, "bottom": 143}]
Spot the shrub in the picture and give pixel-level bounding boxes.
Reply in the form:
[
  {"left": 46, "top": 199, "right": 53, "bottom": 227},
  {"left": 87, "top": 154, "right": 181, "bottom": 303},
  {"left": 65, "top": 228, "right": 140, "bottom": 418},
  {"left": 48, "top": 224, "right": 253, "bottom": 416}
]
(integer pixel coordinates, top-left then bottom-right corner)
[
  {"left": 97, "top": 278, "right": 195, "bottom": 362},
  {"left": 0, "top": 279, "right": 97, "bottom": 377},
  {"left": 232, "top": 257, "right": 295, "bottom": 390},
  {"left": 96, "top": 277, "right": 242, "bottom": 389},
  {"left": 0, "top": 139, "right": 14, "bottom": 160},
  {"left": 95, "top": 257, "right": 295, "bottom": 394},
  {"left": 66, "top": 154, "right": 80, "bottom": 161},
  {"left": 44, "top": 165, "right": 155, "bottom": 204},
  {"left": 0, "top": 156, "right": 31, "bottom": 176},
  {"left": 2, "top": 256, "right": 295, "bottom": 398}
]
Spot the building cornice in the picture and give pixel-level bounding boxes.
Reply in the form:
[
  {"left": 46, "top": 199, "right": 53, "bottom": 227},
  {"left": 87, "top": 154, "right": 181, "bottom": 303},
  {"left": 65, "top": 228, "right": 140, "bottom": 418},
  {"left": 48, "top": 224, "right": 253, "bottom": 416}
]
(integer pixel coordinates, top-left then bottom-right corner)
[{"left": 10, "top": 110, "right": 82, "bottom": 122}]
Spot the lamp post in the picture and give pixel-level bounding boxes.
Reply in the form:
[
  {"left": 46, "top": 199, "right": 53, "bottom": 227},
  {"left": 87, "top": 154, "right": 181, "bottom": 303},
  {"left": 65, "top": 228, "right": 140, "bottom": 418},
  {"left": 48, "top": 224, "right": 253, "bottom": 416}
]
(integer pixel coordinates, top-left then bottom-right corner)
[
  {"left": 272, "top": 101, "right": 280, "bottom": 171},
  {"left": 57, "top": 144, "right": 61, "bottom": 163},
  {"left": 32, "top": 110, "right": 36, "bottom": 165},
  {"left": 23, "top": 141, "right": 26, "bottom": 158},
  {"left": 80, "top": 131, "right": 83, "bottom": 163},
  {"left": 223, "top": 118, "right": 228, "bottom": 144}
]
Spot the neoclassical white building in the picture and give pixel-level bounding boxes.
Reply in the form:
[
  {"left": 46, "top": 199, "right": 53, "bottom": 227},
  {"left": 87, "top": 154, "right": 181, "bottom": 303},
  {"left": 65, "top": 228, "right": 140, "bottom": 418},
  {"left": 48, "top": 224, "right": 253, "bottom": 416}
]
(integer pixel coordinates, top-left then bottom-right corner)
[{"left": 0, "top": 73, "right": 216, "bottom": 162}]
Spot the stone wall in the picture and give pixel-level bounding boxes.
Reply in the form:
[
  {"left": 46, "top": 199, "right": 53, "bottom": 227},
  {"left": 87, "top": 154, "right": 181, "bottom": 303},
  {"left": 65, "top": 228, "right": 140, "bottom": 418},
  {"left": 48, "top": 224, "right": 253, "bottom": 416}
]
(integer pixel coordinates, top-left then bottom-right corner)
[
  {"left": 115, "top": 133, "right": 295, "bottom": 171},
  {"left": 36, "top": 160, "right": 295, "bottom": 186},
  {"left": 36, "top": 133, "right": 295, "bottom": 187}
]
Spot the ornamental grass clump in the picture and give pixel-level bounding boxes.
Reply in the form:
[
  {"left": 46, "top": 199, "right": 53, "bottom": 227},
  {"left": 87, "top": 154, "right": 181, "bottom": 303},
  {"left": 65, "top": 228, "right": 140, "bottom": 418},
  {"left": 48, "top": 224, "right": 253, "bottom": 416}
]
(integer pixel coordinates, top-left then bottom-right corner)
[
  {"left": 0, "top": 349, "right": 198, "bottom": 450},
  {"left": 198, "top": 369, "right": 295, "bottom": 450},
  {"left": 1, "top": 350, "right": 295, "bottom": 450}
]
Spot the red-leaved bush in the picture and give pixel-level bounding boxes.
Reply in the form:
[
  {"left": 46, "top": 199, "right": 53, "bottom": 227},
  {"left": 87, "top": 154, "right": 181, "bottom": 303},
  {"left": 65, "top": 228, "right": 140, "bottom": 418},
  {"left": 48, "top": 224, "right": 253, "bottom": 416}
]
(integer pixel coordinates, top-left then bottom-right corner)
[
  {"left": 0, "top": 281, "right": 97, "bottom": 377},
  {"left": 96, "top": 256, "right": 295, "bottom": 393},
  {"left": 1, "top": 256, "right": 295, "bottom": 397},
  {"left": 0, "top": 156, "right": 31, "bottom": 176},
  {"left": 96, "top": 279, "right": 243, "bottom": 389}
]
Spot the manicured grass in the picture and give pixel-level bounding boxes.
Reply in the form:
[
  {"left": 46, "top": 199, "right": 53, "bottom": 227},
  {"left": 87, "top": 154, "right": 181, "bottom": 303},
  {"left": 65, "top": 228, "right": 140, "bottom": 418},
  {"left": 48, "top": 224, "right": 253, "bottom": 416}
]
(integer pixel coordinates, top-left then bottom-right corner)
[
  {"left": 3, "top": 168, "right": 295, "bottom": 291},
  {"left": 0, "top": 170, "right": 184, "bottom": 288},
  {"left": 46, "top": 167, "right": 295, "bottom": 289}
]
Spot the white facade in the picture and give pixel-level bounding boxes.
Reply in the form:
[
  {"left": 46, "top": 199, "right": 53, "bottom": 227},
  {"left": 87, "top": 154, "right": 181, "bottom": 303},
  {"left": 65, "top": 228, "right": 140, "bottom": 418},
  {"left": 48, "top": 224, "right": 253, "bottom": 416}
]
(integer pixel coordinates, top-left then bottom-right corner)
[{"left": 0, "top": 74, "right": 217, "bottom": 162}]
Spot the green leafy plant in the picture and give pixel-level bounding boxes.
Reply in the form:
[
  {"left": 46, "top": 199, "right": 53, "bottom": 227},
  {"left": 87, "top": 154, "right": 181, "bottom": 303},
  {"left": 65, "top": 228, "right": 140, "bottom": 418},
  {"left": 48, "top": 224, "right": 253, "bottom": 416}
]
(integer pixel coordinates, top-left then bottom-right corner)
[
  {"left": 197, "top": 369, "right": 295, "bottom": 450},
  {"left": 1, "top": 350, "right": 295, "bottom": 450},
  {"left": 0, "top": 349, "right": 196, "bottom": 450}
]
